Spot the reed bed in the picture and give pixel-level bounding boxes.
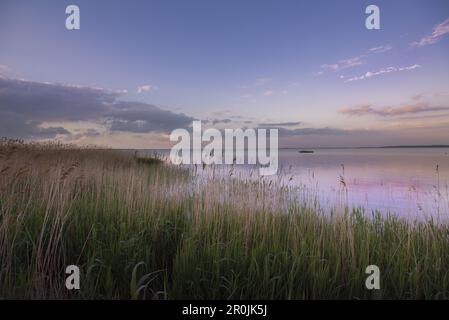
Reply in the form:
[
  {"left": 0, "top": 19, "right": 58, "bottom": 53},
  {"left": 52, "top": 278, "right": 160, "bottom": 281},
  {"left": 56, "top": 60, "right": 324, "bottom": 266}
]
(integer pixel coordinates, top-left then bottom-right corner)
[{"left": 0, "top": 139, "right": 448, "bottom": 299}]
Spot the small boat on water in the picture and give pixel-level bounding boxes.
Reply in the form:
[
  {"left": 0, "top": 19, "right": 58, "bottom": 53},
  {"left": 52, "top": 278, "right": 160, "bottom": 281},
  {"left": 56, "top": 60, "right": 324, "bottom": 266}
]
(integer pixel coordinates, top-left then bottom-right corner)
[{"left": 299, "top": 150, "right": 314, "bottom": 154}]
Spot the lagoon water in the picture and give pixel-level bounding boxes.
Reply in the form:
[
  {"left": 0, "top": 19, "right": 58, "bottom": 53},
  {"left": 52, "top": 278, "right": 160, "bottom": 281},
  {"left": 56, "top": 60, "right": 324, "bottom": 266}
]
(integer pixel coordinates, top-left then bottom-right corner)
[
  {"left": 139, "top": 148, "right": 449, "bottom": 220},
  {"left": 276, "top": 148, "right": 449, "bottom": 220}
]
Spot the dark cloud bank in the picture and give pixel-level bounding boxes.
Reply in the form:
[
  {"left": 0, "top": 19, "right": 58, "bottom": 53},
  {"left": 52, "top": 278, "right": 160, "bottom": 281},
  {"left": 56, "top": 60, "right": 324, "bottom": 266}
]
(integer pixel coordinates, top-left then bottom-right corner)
[
  {"left": 0, "top": 75, "right": 369, "bottom": 142},
  {"left": 0, "top": 76, "right": 194, "bottom": 139}
]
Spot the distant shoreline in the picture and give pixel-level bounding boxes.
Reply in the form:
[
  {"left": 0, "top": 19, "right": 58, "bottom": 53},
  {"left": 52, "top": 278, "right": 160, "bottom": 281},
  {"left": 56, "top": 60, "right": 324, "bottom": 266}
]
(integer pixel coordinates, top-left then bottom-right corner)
[
  {"left": 118, "top": 145, "right": 449, "bottom": 151},
  {"left": 279, "top": 145, "right": 449, "bottom": 150}
]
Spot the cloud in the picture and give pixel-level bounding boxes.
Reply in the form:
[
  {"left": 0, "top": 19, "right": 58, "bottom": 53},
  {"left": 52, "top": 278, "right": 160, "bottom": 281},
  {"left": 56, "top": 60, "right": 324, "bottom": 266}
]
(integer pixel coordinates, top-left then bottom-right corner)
[
  {"left": 137, "top": 84, "right": 156, "bottom": 93},
  {"left": 411, "top": 18, "right": 449, "bottom": 47},
  {"left": 105, "top": 101, "right": 194, "bottom": 133},
  {"left": 0, "top": 112, "right": 69, "bottom": 139},
  {"left": 339, "top": 102, "right": 449, "bottom": 117},
  {"left": 367, "top": 45, "right": 392, "bottom": 53},
  {"left": 344, "top": 64, "right": 420, "bottom": 82},
  {"left": 258, "top": 121, "right": 301, "bottom": 127},
  {"left": 321, "top": 56, "right": 363, "bottom": 72},
  {"left": 211, "top": 118, "right": 232, "bottom": 125},
  {"left": 207, "top": 109, "right": 232, "bottom": 117},
  {"left": 276, "top": 127, "right": 359, "bottom": 137},
  {"left": 253, "top": 124, "right": 361, "bottom": 137},
  {"left": 0, "top": 77, "right": 122, "bottom": 121},
  {"left": 0, "top": 76, "right": 194, "bottom": 139},
  {"left": 263, "top": 90, "right": 274, "bottom": 96},
  {"left": 67, "top": 128, "right": 102, "bottom": 140},
  {"left": 320, "top": 44, "right": 392, "bottom": 75},
  {"left": 411, "top": 94, "right": 423, "bottom": 101}
]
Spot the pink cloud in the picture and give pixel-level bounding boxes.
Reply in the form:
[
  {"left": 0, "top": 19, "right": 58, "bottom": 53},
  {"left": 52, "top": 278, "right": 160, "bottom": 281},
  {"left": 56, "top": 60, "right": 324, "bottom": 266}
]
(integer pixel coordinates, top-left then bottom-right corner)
[{"left": 412, "top": 18, "right": 449, "bottom": 47}]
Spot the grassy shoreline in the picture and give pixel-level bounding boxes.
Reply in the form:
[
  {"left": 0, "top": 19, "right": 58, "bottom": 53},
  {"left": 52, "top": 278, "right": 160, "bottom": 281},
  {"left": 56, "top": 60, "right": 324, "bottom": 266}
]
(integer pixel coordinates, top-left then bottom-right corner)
[{"left": 0, "top": 140, "right": 448, "bottom": 299}]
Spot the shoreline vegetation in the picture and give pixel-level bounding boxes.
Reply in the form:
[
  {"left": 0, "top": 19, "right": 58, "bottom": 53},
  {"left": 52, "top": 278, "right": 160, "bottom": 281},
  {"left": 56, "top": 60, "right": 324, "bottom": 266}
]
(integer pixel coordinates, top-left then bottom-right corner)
[{"left": 0, "top": 139, "right": 448, "bottom": 299}]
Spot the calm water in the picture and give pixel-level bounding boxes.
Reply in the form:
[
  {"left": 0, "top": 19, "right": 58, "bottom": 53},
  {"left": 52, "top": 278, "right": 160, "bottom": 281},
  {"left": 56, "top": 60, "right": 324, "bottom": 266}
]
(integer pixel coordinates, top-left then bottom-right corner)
[
  {"left": 275, "top": 148, "right": 449, "bottom": 219},
  {"left": 137, "top": 148, "right": 449, "bottom": 220}
]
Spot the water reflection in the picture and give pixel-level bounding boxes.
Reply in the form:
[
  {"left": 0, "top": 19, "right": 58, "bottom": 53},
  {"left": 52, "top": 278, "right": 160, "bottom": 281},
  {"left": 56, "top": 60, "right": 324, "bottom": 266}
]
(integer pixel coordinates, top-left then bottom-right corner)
[{"left": 138, "top": 148, "right": 449, "bottom": 220}]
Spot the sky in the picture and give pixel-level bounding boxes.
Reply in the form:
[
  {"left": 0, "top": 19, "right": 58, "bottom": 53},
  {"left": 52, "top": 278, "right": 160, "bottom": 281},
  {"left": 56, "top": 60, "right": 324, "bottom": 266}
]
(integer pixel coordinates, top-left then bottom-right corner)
[{"left": 0, "top": 0, "right": 449, "bottom": 148}]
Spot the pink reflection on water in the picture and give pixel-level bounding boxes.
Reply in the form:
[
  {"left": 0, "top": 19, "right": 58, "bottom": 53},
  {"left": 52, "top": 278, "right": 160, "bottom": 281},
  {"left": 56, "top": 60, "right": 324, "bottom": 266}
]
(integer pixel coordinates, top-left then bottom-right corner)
[
  {"left": 277, "top": 148, "right": 449, "bottom": 220},
  {"left": 142, "top": 147, "right": 449, "bottom": 221}
]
